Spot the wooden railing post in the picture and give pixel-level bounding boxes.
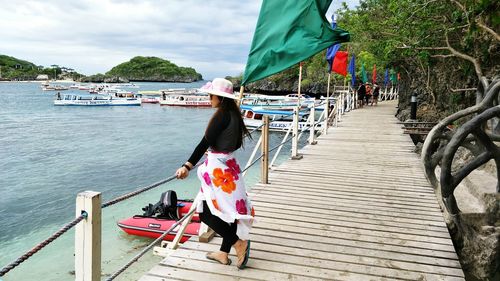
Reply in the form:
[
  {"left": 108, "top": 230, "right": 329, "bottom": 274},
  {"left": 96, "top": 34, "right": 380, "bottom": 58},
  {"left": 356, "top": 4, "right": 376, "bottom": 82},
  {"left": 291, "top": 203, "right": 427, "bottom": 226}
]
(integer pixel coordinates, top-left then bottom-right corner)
[
  {"left": 291, "top": 107, "right": 302, "bottom": 160},
  {"left": 261, "top": 115, "right": 269, "bottom": 184},
  {"left": 323, "top": 99, "right": 329, "bottom": 135},
  {"left": 75, "top": 191, "right": 101, "bottom": 281},
  {"left": 309, "top": 104, "right": 317, "bottom": 145}
]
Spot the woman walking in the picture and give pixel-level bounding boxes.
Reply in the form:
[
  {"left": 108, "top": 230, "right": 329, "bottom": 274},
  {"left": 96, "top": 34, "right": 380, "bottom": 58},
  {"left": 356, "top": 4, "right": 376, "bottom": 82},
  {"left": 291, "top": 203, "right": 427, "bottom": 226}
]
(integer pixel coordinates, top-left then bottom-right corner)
[{"left": 175, "top": 78, "right": 254, "bottom": 269}]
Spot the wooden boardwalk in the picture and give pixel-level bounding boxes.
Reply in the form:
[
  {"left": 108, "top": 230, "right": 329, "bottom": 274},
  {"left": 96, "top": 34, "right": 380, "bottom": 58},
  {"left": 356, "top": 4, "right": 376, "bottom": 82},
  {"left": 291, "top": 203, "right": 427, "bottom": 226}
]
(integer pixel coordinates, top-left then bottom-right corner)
[{"left": 140, "top": 101, "right": 465, "bottom": 281}]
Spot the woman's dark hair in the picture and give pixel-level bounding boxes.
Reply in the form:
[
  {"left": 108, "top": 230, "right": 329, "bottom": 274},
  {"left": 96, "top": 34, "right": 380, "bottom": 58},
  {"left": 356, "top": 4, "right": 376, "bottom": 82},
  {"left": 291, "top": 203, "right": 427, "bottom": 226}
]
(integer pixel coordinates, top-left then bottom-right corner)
[{"left": 214, "top": 95, "right": 251, "bottom": 147}]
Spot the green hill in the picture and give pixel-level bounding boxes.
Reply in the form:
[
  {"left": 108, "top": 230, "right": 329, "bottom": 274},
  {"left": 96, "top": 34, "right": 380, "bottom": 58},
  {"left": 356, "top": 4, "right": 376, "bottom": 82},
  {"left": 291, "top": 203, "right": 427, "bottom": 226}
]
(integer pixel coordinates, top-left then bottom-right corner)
[
  {"left": 0, "top": 54, "right": 82, "bottom": 81},
  {"left": 105, "top": 56, "right": 202, "bottom": 82},
  {"left": 0, "top": 55, "right": 40, "bottom": 80}
]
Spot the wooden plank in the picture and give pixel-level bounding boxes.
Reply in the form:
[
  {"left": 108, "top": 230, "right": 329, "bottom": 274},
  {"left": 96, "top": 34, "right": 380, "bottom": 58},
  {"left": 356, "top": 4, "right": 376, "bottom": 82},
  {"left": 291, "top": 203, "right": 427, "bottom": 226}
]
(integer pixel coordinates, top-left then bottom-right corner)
[
  {"left": 252, "top": 203, "right": 449, "bottom": 230},
  {"left": 250, "top": 203, "right": 451, "bottom": 240},
  {"left": 253, "top": 181, "right": 438, "bottom": 200},
  {"left": 250, "top": 225, "right": 458, "bottom": 262},
  {"left": 251, "top": 199, "right": 447, "bottom": 226},
  {"left": 173, "top": 245, "right": 463, "bottom": 281},
  {"left": 250, "top": 192, "right": 447, "bottom": 220},
  {"left": 183, "top": 238, "right": 463, "bottom": 280},
  {"left": 251, "top": 184, "right": 440, "bottom": 207},
  {"left": 254, "top": 205, "right": 449, "bottom": 235},
  {"left": 159, "top": 256, "right": 323, "bottom": 281}
]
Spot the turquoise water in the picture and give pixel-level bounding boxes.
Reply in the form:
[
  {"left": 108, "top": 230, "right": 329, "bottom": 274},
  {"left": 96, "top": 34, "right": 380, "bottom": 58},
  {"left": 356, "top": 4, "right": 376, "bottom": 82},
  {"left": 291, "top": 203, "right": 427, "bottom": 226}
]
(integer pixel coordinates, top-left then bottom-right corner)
[{"left": 0, "top": 82, "right": 305, "bottom": 281}]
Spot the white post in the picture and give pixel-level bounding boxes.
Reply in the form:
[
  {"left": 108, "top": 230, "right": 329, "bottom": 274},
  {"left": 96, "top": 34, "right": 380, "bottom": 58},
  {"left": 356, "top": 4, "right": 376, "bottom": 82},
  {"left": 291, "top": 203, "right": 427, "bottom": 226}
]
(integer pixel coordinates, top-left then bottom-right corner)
[
  {"left": 168, "top": 197, "right": 201, "bottom": 248},
  {"left": 242, "top": 134, "right": 262, "bottom": 177},
  {"left": 309, "top": 104, "right": 317, "bottom": 145},
  {"left": 291, "top": 107, "right": 302, "bottom": 160},
  {"left": 297, "top": 62, "right": 303, "bottom": 107},
  {"left": 261, "top": 116, "right": 269, "bottom": 184},
  {"left": 324, "top": 72, "right": 331, "bottom": 135},
  {"left": 323, "top": 99, "right": 329, "bottom": 135},
  {"left": 75, "top": 191, "right": 101, "bottom": 281},
  {"left": 270, "top": 124, "right": 292, "bottom": 168},
  {"left": 337, "top": 94, "right": 342, "bottom": 122}
]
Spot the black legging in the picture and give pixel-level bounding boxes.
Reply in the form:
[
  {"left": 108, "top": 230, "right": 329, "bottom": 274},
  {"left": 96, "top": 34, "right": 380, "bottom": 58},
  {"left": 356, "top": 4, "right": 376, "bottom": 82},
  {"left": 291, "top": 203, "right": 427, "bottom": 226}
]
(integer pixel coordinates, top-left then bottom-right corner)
[{"left": 198, "top": 201, "right": 239, "bottom": 253}]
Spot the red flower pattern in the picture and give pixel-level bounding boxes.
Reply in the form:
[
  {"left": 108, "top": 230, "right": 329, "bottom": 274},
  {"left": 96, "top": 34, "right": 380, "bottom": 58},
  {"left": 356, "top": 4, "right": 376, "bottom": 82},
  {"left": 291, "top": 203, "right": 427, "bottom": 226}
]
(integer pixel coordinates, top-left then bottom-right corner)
[
  {"left": 225, "top": 158, "right": 241, "bottom": 180},
  {"left": 235, "top": 199, "right": 247, "bottom": 215}
]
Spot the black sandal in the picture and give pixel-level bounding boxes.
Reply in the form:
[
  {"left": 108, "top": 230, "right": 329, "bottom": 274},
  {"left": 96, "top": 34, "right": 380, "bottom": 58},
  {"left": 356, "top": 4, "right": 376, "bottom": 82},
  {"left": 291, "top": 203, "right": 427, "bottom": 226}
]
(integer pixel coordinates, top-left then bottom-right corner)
[{"left": 237, "top": 240, "right": 251, "bottom": 269}]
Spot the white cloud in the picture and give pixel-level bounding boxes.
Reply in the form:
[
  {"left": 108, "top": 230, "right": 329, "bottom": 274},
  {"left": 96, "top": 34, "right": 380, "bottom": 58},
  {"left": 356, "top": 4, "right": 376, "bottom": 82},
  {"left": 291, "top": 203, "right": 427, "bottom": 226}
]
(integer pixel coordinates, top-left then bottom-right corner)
[{"left": 0, "top": 0, "right": 358, "bottom": 79}]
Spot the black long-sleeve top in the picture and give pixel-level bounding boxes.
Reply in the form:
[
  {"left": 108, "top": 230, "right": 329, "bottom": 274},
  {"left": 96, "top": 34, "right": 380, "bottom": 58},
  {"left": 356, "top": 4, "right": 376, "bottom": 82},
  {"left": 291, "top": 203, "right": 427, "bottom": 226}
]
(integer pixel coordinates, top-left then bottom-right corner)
[{"left": 187, "top": 109, "right": 240, "bottom": 166}]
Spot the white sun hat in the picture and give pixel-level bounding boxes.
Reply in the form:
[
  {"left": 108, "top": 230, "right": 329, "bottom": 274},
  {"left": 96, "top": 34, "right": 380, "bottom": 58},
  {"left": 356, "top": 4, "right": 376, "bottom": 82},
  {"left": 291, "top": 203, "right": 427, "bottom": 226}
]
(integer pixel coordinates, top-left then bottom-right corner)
[{"left": 200, "top": 78, "right": 239, "bottom": 100}]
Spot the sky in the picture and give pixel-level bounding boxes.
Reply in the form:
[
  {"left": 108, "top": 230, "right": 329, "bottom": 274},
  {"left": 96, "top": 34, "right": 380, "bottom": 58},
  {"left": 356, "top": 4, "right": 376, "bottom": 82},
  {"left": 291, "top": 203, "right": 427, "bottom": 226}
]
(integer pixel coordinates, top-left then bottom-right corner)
[{"left": 0, "top": 0, "right": 359, "bottom": 79}]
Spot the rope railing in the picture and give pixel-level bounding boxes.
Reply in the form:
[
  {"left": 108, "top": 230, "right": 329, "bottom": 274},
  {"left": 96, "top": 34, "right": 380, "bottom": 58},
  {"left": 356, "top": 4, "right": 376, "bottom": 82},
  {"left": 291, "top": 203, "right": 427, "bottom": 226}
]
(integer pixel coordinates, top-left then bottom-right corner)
[
  {"left": 0, "top": 161, "right": 205, "bottom": 278},
  {"left": 102, "top": 161, "right": 207, "bottom": 209},
  {"left": 0, "top": 212, "right": 88, "bottom": 277}
]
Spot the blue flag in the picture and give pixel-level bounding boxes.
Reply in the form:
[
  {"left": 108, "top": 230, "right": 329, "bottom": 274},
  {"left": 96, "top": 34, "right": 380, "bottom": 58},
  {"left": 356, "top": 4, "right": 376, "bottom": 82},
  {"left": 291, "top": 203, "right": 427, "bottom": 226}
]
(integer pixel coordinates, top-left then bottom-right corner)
[
  {"left": 347, "top": 54, "right": 356, "bottom": 87},
  {"left": 384, "top": 68, "right": 389, "bottom": 87},
  {"left": 326, "top": 15, "right": 340, "bottom": 72}
]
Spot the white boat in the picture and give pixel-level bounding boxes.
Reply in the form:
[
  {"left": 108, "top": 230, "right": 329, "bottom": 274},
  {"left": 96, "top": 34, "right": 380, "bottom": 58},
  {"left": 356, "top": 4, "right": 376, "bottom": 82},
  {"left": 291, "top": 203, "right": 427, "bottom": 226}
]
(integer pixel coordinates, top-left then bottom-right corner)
[
  {"left": 42, "top": 84, "right": 69, "bottom": 91},
  {"left": 54, "top": 93, "right": 141, "bottom": 106},
  {"left": 242, "top": 107, "right": 318, "bottom": 132},
  {"left": 141, "top": 96, "right": 160, "bottom": 104},
  {"left": 159, "top": 91, "right": 211, "bottom": 107}
]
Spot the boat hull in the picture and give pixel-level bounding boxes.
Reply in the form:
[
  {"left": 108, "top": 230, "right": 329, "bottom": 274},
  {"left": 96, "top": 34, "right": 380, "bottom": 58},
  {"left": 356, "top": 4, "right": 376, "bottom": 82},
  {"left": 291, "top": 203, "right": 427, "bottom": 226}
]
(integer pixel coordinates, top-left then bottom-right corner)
[
  {"left": 244, "top": 118, "right": 323, "bottom": 132},
  {"left": 54, "top": 99, "right": 141, "bottom": 106},
  {"left": 159, "top": 101, "right": 211, "bottom": 107},
  {"left": 117, "top": 201, "right": 200, "bottom": 242},
  {"left": 117, "top": 217, "right": 200, "bottom": 242}
]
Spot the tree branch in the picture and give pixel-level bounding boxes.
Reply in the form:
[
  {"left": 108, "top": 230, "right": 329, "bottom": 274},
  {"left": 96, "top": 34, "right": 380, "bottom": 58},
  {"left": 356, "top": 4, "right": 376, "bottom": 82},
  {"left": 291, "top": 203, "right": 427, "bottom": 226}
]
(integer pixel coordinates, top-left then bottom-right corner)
[
  {"left": 444, "top": 32, "right": 483, "bottom": 78},
  {"left": 450, "top": 88, "right": 478, "bottom": 92},
  {"left": 432, "top": 54, "right": 455, "bottom": 58},
  {"left": 476, "top": 20, "right": 500, "bottom": 41}
]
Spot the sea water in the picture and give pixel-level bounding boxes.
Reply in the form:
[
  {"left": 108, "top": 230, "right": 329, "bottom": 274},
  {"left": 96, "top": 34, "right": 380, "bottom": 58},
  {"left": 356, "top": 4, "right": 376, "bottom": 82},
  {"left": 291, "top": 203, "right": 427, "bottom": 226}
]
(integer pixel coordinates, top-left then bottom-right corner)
[{"left": 0, "top": 81, "right": 306, "bottom": 281}]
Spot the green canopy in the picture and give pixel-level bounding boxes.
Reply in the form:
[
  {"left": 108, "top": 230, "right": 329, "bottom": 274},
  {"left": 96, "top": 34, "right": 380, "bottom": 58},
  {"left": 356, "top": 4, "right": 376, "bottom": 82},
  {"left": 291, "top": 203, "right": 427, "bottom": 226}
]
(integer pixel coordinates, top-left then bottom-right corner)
[{"left": 242, "top": 0, "right": 350, "bottom": 85}]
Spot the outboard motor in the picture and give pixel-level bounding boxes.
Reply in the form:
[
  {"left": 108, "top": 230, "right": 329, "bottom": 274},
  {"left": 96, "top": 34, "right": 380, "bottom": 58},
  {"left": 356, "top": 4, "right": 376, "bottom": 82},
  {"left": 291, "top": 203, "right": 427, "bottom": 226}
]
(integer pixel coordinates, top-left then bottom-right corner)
[{"left": 141, "top": 190, "right": 179, "bottom": 220}]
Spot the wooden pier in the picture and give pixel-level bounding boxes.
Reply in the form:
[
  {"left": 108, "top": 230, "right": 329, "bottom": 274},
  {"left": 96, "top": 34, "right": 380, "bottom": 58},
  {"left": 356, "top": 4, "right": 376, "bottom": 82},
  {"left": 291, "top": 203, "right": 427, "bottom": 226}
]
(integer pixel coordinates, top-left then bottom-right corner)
[{"left": 140, "top": 101, "right": 465, "bottom": 280}]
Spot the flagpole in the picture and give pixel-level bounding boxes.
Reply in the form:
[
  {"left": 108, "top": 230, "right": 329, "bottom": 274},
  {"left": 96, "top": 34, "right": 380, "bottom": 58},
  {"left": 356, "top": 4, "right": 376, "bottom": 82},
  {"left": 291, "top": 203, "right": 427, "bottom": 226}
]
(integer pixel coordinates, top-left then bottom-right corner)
[
  {"left": 237, "top": 85, "right": 244, "bottom": 107},
  {"left": 297, "top": 62, "right": 303, "bottom": 107}
]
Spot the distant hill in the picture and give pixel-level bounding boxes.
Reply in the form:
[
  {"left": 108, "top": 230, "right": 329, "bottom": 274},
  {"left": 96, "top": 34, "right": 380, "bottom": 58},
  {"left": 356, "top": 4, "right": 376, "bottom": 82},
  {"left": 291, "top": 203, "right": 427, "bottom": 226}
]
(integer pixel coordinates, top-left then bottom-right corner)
[
  {"left": 0, "top": 54, "right": 81, "bottom": 81},
  {"left": 0, "top": 54, "right": 40, "bottom": 80},
  {"left": 105, "top": 56, "right": 202, "bottom": 82}
]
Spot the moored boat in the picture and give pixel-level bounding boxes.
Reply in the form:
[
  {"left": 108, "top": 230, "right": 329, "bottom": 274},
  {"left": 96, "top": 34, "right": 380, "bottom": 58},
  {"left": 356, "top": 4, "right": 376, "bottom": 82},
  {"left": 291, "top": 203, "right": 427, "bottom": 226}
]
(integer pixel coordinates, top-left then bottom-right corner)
[
  {"left": 117, "top": 213, "right": 200, "bottom": 242},
  {"left": 159, "top": 92, "right": 211, "bottom": 107},
  {"left": 117, "top": 191, "right": 200, "bottom": 242},
  {"left": 42, "top": 84, "right": 69, "bottom": 91},
  {"left": 242, "top": 107, "right": 318, "bottom": 131},
  {"left": 141, "top": 96, "right": 160, "bottom": 104},
  {"left": 54, "top": 93, "right": 141, "bottom": 106}
]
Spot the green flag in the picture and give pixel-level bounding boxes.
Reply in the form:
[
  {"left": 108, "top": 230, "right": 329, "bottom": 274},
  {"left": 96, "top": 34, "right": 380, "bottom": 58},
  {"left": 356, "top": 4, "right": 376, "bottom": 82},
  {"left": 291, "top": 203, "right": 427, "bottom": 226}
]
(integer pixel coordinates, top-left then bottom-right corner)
[
  {"left": 361, "top": 63, "right": 367, "bottom": 83},
  {"left": 242, "top": 0, "right": 350, "bottom": 85},
  {"left": 390, "top": 69, "right": 397, "bottom": 84}
]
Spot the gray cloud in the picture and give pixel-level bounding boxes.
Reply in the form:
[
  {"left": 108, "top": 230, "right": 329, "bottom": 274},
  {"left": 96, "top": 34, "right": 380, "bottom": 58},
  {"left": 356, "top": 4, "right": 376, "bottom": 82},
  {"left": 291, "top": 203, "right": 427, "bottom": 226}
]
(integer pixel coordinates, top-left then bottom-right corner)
[{"left": 0, "top": 0, "right": 358, "bottom": 79}]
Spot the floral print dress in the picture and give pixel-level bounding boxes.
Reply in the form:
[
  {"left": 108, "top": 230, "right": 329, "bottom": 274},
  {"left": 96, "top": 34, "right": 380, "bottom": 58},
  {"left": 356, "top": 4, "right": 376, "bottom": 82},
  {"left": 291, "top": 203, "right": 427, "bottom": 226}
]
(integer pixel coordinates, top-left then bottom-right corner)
[{"left": 196, "top": 151, "right": 255, "bottom": 240}]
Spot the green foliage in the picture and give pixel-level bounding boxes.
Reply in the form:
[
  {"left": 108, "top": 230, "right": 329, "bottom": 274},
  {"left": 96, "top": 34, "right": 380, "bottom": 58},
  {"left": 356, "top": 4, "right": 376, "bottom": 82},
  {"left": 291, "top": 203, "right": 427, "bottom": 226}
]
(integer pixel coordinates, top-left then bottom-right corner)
[
  {"left": 106, "top": 56, "right": 202, "bottom": 81},
  {"left": 0, "top": 54, "right": 85, "bottom": 80}
]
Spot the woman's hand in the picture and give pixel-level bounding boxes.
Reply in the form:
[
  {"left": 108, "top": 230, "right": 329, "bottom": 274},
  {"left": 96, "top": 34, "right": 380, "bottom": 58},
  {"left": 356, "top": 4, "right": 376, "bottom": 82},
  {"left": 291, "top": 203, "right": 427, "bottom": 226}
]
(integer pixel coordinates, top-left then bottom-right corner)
[{"left": 176, "top": 166, "right": 189, "bottom": 179}]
